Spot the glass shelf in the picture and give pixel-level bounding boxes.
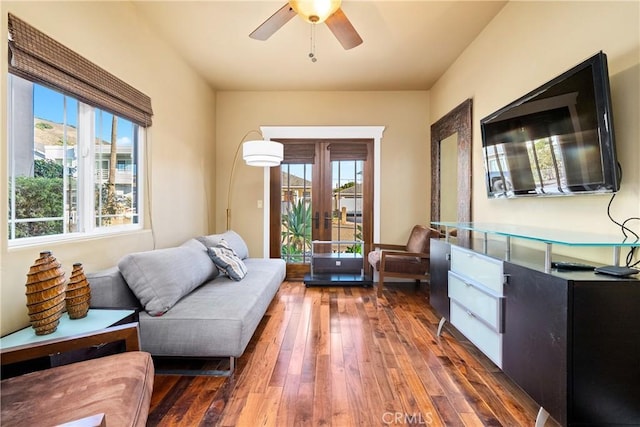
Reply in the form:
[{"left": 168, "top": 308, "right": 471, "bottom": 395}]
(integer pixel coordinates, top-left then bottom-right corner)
[
  {"left": 432, "top": 222, "right": 638, "bottom": 272},
  {"left": 432, "top": 222, "right": 638, "bottom": 247}
]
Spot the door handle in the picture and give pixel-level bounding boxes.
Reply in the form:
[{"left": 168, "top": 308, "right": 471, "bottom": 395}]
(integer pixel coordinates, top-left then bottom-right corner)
[
  {"left": 324, "top": 212, "right": 330, "bottom": 229},
  {"left": 313, "top": 211, "right": 319, "bottom": 229}
]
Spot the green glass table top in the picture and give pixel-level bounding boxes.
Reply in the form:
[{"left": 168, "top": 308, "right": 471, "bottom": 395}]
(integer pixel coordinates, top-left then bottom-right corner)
[
  {"left": 0, "top": 309, "right": 135, "bottom": 349},
  {"left": 432, "top": 222, "right": 638, "bottom": 247}
]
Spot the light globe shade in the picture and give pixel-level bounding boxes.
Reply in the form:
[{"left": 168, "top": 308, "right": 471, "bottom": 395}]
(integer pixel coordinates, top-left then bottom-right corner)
[
  {"left": 289, "top": 0, "right": 341, "bottom": 23},
  {"left": 242, "top": 140, "right": 284, "bottom": 167}
]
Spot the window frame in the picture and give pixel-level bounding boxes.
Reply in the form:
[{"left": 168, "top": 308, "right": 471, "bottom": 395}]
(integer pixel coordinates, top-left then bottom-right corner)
[{"left": 7, "top": 77, "right": 145, "bottom": 248}]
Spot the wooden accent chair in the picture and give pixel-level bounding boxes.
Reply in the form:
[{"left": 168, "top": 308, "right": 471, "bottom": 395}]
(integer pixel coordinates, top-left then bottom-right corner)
[{"left": 367, "top": 225, "right": 442, "bottom": 297}]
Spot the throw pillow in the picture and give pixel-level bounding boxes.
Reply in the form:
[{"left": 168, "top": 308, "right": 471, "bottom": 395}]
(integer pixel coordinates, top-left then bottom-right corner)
[
  {"left": 197, "top": 230, "right": 249, "bottom": 260},
  {"left": 207, "top": 239, "right": 248, "bottom": 281}
]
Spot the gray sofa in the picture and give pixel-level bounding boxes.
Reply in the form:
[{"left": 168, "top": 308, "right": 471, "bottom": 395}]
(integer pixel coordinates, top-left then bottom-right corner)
[{"left": 87, "top": 231, "right": 285, "bottom": 371}]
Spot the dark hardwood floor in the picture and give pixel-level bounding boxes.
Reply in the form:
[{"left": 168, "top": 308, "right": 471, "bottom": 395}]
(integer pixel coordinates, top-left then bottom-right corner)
[{"left": 148, "top": 281, "right": 559, "bottom": 426}]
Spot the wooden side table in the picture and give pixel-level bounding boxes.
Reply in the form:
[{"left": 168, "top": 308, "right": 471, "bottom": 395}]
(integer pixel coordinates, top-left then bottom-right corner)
[{"left": 1, "top": 309, "right": 139, "bottom": 378}]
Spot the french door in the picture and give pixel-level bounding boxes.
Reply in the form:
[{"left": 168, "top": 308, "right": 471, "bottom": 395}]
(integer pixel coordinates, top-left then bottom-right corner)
[{"left": 270, "top": 139, "right": 373, "bottom": 278}]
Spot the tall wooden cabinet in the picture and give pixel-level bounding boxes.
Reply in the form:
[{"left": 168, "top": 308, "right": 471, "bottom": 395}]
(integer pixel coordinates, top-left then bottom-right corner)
[{"left": 429, "top": 223, "right": 640, "bottom": 426}]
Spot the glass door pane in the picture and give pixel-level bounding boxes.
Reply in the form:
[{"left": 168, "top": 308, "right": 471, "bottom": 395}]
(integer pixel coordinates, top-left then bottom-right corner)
[
  {"left": 280, "top": 163, "right": 312, "bottom": 264},
  {"left": 331, "top": 159, "right": 364, "bottom": 255}
]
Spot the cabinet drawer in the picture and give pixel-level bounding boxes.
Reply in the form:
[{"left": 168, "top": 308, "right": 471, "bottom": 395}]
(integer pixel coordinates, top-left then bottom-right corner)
[
  {"left": 448, "top": 272, "right": 503, "bottom": 332},
  {"left": 450, "top": 246, "right": 503, "bottom": 294},
  {"left": 451, "top": 300, "right": 503, "bottom": 368}
]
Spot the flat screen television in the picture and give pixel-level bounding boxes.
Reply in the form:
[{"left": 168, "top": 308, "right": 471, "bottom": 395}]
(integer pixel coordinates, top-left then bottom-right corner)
[{"left": 481, "top": 51, "right": 620, "bottom": 198}]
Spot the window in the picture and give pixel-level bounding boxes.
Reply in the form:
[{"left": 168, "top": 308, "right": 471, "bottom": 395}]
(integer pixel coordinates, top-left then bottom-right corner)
[
  {"left": 7, "top": 76, "right": 143, "bottom": 243},
  {"left": 7, "top": 13, "right": 152, "bottom": 245}
]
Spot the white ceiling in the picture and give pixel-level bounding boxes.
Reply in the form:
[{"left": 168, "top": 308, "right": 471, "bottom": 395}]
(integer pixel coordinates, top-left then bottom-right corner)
[{"left": 134, "top": 1, "right": 507, "bottom": 91}]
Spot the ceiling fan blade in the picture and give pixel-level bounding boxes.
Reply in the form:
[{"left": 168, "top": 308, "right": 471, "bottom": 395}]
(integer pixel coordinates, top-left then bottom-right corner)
[
  {"left": 249, "top": 3, "right": 297, "bottom": 41},
  {"left": 325, "top": 8, "right": 363, "bottom": 50}
]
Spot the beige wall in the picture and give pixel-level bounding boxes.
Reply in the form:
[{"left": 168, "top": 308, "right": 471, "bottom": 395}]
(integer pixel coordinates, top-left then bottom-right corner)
[
  {"left": 0, "top": 2, "right": 216, "bottom": 334},
  {"left": 430, "top": 1, "right": 640, "bottom": 262},
  {"left": 215, "top": 91, "right": 430, "bottom": 257},
  {"left": 4, "top": 1, "right": 637, "bottom": 335}
]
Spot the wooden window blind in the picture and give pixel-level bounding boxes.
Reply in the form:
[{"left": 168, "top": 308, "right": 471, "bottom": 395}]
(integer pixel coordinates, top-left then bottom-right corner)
[
  {"left": 7, "top": 13, "right": 153, "bottom": 127},
  {"left": 328, "top": 142, "right": 368, "bottom": 161},
  {"left": 282, "top": 142, "right": 316, "bottom": 164},
  {"left": 282, "top": 141, "right": 369, "bottom": 164}
]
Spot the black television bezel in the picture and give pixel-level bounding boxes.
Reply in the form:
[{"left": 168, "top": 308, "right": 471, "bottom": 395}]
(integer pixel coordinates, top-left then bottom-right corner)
[{"left": 480, "top": 51, "right": 620, "bottom": 198}]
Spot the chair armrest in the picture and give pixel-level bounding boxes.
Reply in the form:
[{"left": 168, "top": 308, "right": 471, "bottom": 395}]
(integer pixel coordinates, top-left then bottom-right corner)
[
  {"left": 372, "top": 243, "right": 407, "bottom": 251},
  {"left": 380, "top": 251, "right": 430, "bottom": 260},
  {"left": 380, "top": 251, "right": 430, "bottom": 271},
  {"left": 1, "top": 323, "right": 140, "bottom": 366},
  {"left": 381, "top": 250, "right": 429, "bottom": 266}
]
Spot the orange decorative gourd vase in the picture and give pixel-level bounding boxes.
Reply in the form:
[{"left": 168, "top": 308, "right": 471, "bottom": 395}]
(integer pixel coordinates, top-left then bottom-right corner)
[
  {"left": 65, "top": 263, "right": 91, "bottom": 319},
  {"left": 25, "top": 251, "right": 66, "bottom": 335}
]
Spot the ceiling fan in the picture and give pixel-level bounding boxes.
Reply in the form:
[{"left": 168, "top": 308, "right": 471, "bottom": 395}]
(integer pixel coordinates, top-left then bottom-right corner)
[{"left": 250, "top": 0, "right": 363, "bottom": 50}]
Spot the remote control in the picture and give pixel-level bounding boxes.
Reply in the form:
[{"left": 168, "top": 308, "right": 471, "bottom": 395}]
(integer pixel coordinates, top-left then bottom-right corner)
[{"left": 551, "top": 261, "right": 595, "bottom": 271}]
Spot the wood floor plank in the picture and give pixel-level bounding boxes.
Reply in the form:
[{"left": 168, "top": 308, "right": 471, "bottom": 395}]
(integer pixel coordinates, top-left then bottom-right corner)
[
  {"left": 268, "top": 348, "right": 292, "bottom": 388},
  {"left": 329, "top": 328, "right": 353, "bottom": 427},
  {"left": 275, "top": 373, "right": 301, "bottom": 427},
  {"left": 312, "top": 353, "right": 333, "bottom": 426},
  {"left": 341, "top": 344, "right": 374, "bottom": 426},
  {"left": 300, "top": 294, "right": 320, "bottom": 383},
  {"left": 156, "top": 377, "right": 216, "bottom": 426},
  {"left": 287, "top": 293, "right": 311, "bottom": 375},
  {"left": 293, "top": 381, "right": 314, "bottom": 426},
  {"left": 258, "top": 386, "right": 284, "bottom": 427},
  {"left": 148, "top": 376, "right": 196, "bottom": 425},
  {"left": 149, "top": 281, "right": 553, "bottom": 426},
  {"left": 149, "top": 375, "right": 182, "bottom": 413}
]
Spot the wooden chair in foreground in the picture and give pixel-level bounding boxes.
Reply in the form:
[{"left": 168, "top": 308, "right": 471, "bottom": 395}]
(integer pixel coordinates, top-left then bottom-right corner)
[{"left": 367, "top": 225, "right": 442, "bottom": 297}]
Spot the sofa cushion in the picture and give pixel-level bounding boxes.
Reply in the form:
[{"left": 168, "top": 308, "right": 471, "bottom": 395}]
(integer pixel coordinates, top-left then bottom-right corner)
[
  {"left": 207, "top": 239, "right": 248, "bottom": 281},
  {"left": 181, "top": 237, "right": 220, "bottom": 279},
  {"left": 1, "top": 351, "right": 154, "bottom": 427},
  {"left": 118, "top": 245, "right": 216, "bottom": 316},
  {"left": 136, "top": 258, "right": 286, "bottom": 358},
  {"left": 198, "top": 230, "right": 249, "bottom": 259}
]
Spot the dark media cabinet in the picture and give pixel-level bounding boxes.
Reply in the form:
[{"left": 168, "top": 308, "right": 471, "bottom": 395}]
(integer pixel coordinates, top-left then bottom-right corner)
[{"left": 430, "top": 223, "right": 640, "bottom": 427}]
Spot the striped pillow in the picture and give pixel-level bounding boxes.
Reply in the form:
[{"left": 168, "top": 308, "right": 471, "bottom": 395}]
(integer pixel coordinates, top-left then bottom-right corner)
[{"left": 207, "top": 239, "right": 248, "bottom": 281}]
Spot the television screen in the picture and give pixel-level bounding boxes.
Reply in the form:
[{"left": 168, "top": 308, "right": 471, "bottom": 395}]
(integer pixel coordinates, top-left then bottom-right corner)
[{"left": 481, "top": 52, "right": 619, "bottom": 198}]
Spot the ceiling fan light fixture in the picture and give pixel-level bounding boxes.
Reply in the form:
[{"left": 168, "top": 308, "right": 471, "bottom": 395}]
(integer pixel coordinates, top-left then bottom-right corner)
[{"left": 289, "top": 0, "right": 341, "bottom": 24}]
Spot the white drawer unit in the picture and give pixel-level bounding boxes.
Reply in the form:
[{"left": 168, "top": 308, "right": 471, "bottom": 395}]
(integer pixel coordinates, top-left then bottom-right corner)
[
  {"left": 448, "top": 271, "right": 503, "bottom": 332},
  {"left": 450, "top": 245, "right": 503, "bottom": 294},
  {"left": 447, "top": 245, "right": 505, "bottom": 368},
  {"left": 450, "top": 300, "right": 503, "bottom": 367}
]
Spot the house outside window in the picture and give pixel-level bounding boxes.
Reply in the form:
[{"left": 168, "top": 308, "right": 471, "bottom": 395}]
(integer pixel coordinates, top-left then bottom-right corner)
[{"left": 7, "top": 75, "right": 143, "bottom": 244}]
